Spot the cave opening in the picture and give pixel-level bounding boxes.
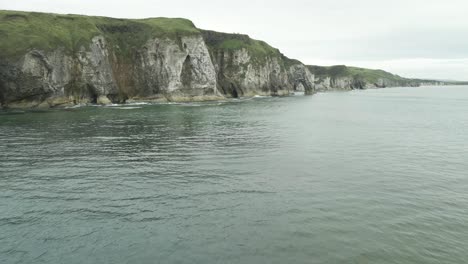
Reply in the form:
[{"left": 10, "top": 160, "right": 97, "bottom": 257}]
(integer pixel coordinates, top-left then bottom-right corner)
[
  {"left": 232, "top": 88, "right": 238, "bottom": 98},
  {"left": 0, "top": 81, "right": 4, "bottom": 105},
  {"left": 181, "top": 55, "right": 193, "bottom": 89},
  {"left": 86, "top": 84, "right": 98, "bottom": 104},
  {"left": 230, "top": 83, "right": 240, "bottom": 98}
]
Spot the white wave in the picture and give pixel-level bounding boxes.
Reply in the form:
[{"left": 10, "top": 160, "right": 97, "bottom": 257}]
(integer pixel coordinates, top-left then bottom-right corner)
[
  {"left": 65, "top": 104, "right": 87, "bottom": 109},
  {"left": 125, "top": 102, "right": 151, "bottom": 106},
  {"left": 291, "top": 92, "right": 305, "bottom": 96},
  {"left": 114, "top": 107, "right": 142, "bottom": 110},
  {"left": 178, "top": 104, "right": 202, "bottom": 107},
  {"left": 93, "top": 136, "right": 128, "bottom": 140}
]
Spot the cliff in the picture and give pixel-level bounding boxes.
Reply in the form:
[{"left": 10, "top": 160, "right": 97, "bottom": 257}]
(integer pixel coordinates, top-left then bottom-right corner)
[
  {"left": 0, "top": 10, "right": 442, "bottom": 109},
  {"left": 201, "top": 30, "right": 314, "bottom": 97},
  {"left": 0, "top": 10, "right": 221, "bottom": 108}
]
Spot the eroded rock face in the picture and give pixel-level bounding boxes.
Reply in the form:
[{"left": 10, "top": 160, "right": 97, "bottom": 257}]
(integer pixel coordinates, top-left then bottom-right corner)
[
  {"left": 208, "top": 48, "right": 315, "bottom": 98},
  {"left": 0, "top": 37, "right": 116, "bottom": 107},
  {"left": 0, "top": 34, "right": 221, "bottom": 108},
  {"left": 314, "top": 76, "right": 357, "bottom": 91},
  {"left": 0, "top": 49, "right": 69, "bottom": 108},
  {"left": 288, "top": 64, "right": 315, "bottom": 94},
  {"left": 135, "top": 35, "right": 218, "bottom": 100},
  {"left": 75, "top": 36, "right": 117, "bottom": 101}
]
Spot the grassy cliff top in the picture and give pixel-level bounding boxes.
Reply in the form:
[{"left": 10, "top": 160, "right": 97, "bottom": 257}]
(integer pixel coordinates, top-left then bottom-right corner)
[
  {"left": 201, "top": 30, "right": 282, "bottom": 59},
  {"left": 0, "top": 10, "right": 199, "bottom": 58},
  {"left": 307, "top": 65, "right": 408, "bottom": 83}
]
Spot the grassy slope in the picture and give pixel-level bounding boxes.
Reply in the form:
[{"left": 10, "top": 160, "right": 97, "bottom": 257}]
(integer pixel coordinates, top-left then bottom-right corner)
[
  {"left": 201, "top": 30, "right": 299, "bottom": 68},
  {"left": 307, "top": 65, "right": 411, "bottom": 83},
  {"left": 0, "top": 10, "right": 199, "bottom": 58},
  {"left": 201, "top": 30, "right": 279, "bottom": 58}
]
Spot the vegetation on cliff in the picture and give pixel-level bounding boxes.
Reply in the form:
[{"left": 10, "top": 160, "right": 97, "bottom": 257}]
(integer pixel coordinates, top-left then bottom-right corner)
[
  {"left": 201, "top": 30, "right": 279, "bottom": 58},
  {"left": 308, "top": 65, "right": 408, "bottom": 83},
  {"left": 0, "top": 10, "right": 198, "bottom": 58}
]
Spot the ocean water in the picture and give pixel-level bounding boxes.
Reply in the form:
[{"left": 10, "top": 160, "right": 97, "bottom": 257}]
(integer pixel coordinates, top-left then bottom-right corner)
[{"left": 1, "top": 86, "right": 468, "bottom": 264}]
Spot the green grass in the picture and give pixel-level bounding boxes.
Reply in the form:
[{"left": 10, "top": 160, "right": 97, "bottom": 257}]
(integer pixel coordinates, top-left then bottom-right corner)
[
  {"left": 201, "top": 30, "right": 281, "bottom": 62},
  {"left": 220, "top": 39, "right": 279, "bottom": 58},
  {"left": 139, "top": 17, "right": 198, "bottom": 35},
  {"left": 1, "top": 10, "right": 298, "bottom": 69},
  {"left": 347, "top": 66, "right": 406, "bottom": 83},
  {"left": 0, "top": 10, "right": 199, "bottom": 58}
]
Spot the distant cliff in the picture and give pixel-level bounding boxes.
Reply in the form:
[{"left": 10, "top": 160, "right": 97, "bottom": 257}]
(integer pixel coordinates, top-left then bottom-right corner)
[
  {"left": 0, "top": 10, "right": 445, "bottom": 108},
  {"left": 307, "top": 65, "right": 449, "bottom": 90}
]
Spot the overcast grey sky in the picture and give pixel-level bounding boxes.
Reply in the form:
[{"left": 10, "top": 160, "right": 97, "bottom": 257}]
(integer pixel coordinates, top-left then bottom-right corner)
[{"left": 2, "top": 0, "right": 467, "bottom": 80}]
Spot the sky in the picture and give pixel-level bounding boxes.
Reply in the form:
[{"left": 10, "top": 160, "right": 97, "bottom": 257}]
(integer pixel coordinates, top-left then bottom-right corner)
[{"left": 1, "top": 0, "right": 467, "bottom": 80}]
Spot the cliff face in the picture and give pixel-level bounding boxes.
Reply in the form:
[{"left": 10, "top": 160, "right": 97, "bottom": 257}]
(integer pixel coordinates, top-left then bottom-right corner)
[
  {"left": 1, "top": 36, "right": 220, "bottom": 108},
  {"left": 201, "top": 30, "right": 315, "bottom": 97},
  {"left": 132, "top": 35, "right": 218, "bottom": 101},
  {"left": 0, "top": 11, "right": 225, "bottom": 108},
  {"left": 0, "top": 10, "right": 439, "bottom": 109}
]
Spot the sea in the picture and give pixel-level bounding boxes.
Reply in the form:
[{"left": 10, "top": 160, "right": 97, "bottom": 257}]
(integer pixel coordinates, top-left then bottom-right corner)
[{"left": 1, "top": 85, "right": 467, "bottom": 263}]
